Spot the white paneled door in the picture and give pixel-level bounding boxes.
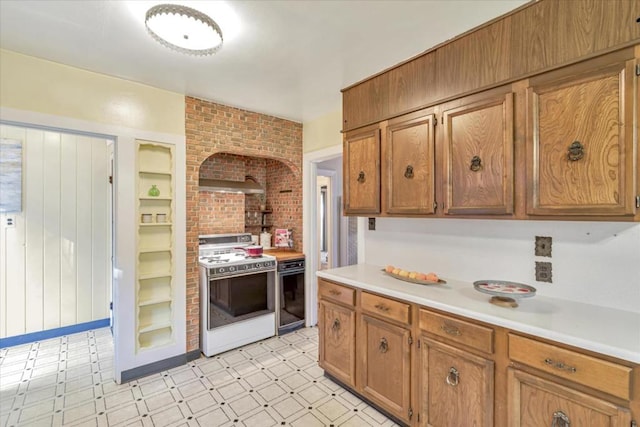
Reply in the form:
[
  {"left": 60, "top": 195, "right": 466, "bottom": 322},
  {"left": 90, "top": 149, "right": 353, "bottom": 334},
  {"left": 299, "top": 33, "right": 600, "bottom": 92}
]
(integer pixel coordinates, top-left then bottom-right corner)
[{"left": 0, "top": 124, "right": 112, "bottom": 338}]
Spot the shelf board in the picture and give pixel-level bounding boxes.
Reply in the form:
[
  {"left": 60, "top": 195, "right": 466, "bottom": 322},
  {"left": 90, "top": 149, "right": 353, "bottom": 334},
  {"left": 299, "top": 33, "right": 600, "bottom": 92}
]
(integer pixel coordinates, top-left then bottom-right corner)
[
  {"left": 138, "top": 321, "right": 172, "bottom": 334},
  {"left": 139, "top": 272, "right": 172, "bottom": 280},
  {"left": 138, "top": 331, "right": 173, "bottom": 350},
  {"left": 138, "top": 296, "right": 172, "bottom": 307},
  {"left": 139, "top": 246, "right": 172, "bottom": 253},
  {"left": 139, "top": 222, "right": 172, "bottom": 227},
  {"left": 139, "top": 196, "right": 172, "bottom": 200},
  {"left": 139, "top": 169, "right": 171, "bottom": 175}
]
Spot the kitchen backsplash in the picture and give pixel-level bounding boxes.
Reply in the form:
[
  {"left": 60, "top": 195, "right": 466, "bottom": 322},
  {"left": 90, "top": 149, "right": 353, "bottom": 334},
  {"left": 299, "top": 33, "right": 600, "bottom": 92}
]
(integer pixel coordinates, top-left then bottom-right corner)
[{"left": 364, "top": 218, "right": 640, "bottom": 313}]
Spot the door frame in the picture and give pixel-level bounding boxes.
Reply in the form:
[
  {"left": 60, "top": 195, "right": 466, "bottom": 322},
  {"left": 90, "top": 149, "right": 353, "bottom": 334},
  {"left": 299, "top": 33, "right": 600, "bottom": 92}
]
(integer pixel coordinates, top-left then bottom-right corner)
[{"left": 303, "top": 145, "right": 366, "bottom": 326}]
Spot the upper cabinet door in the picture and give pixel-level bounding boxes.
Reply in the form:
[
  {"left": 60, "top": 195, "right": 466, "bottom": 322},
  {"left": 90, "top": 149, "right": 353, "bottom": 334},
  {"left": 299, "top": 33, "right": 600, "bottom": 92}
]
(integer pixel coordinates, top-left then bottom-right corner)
[
  {"left": 526, "top": 52, "right": 637, "bottom": 216},
  {"left": 384, "top": 110, "right": 436, "bottom": 215},
  {"left": 510, "top": 0, "right": 640, "bottom": 78},
  {"left": 344, "top": 126, "right": 381, "bottom": 215},
  {"left": 342, "top": 74, "right": 388, "bottom": 132},
  {"left": 442, "top": 91, "right": 514, "bottom": 215}
]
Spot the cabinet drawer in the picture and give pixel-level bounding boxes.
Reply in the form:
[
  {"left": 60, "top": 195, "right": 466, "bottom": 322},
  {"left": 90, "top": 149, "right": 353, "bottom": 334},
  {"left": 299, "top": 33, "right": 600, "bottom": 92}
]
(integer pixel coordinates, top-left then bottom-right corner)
[
  {"left": 361, "top": 292, "right": 410, "bottom": 324},
  {"left": 318, "top": 279, "right": 355, "bottom": 306},
  {"left": 509, "top": 334, "right": 632, "bottom": 400},
  {"left": 419, "top": 309, "right": 493, "bottom": 354}
]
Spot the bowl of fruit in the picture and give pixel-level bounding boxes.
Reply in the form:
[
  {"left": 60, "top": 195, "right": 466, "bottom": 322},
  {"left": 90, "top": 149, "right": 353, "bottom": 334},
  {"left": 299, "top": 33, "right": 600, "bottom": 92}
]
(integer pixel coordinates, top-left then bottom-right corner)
[{"left": 382, "top": 265, "right": 446, "bottom": 285}]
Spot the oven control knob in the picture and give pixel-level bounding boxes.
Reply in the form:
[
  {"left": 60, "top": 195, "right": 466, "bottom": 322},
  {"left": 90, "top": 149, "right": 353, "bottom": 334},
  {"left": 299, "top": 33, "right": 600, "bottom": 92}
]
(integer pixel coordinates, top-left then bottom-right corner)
[
  {"left": 229, "top": 266, "right": 235, "bottom": 272},
  {"left": 256, "top": 263, "right": 262, "bottom": 268},
  {"left": 219, "top": 267, "right": 225, "bottom": 273}
]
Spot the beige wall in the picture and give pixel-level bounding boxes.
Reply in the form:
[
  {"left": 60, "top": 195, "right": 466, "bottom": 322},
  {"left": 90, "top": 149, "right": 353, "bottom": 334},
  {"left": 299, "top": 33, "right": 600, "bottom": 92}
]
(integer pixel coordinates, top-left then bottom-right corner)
[
  {"left": 0, "top": 49, "right": 185, "bottom": 135},
  {"left": 302, "top": 108, "right": 342, "bottom": 153}
]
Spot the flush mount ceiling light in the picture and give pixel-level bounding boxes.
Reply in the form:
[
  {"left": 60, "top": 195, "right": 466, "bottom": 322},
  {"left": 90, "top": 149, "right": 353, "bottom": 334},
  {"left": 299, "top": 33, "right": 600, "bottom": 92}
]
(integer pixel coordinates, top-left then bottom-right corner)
[{"left": 145, "top": 4, "right": 223, "bottom": 56}]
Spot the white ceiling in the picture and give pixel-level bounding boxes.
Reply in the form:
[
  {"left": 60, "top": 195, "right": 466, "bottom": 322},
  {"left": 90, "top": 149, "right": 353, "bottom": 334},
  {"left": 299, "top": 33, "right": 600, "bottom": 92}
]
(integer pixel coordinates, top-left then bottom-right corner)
[{"left": 0, "top": 0, "right": 527, "bottom": 123}]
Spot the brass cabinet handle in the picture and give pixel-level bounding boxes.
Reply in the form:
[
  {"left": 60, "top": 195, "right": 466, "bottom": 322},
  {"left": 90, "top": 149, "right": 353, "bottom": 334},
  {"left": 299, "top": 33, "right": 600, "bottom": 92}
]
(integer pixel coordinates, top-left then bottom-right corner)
[
  {"left": 379, "top": 337, "right": 389, "bottom": 353},
  {"left": 551, "top": 410, "right": 570, "bottom": 427},
  {"left": 469, "top": 155, "right": 482, "bottom": 172},
  {"left": 567, "top": 141, "right": 584, "bottom": 161},
  {"left": 404, "top": 165, "right": 414, "bottom": 178},
  {"left": 544, "top": 358, "right": 577, "bottom": 373},
  {"left": 357, "top": 171, "right": 365, "bottom": 183},
  {"left": 374, "top": 303, "right": 390, "bottom": 312},
  {"left": 329, "top": 289, "right": 341, "bottom": 296},
  {"left": 441, "top": 323, "right": 461, "bottom": 336},
  {"left": 332, "top": 318, "right": 340, "bottom": 331},
  {"left": 446, "top": 367, "right": 459, "bottom": 386}
]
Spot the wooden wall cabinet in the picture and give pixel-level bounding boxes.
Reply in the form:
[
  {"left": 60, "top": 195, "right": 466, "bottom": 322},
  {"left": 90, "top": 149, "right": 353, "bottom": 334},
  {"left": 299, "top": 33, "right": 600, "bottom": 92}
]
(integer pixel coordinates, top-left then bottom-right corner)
[
  {"left": 526, "top": 51, "right": 637, "bottom": 216},
  {"left": 384, "top": 109, "right": 437, "bottom": 215},
  {"left": 510, "top": 0, "right": 640, "bottom": 78},
  {"left": 341, "top": 0, "right": 639, "bottom": 221},
  {"left": 342, "top": 73, "right": 388, "bottom": 131},
  {"left": 441, "top": 90, "right": 514, "bottom": 215},
  {"left": 343, "top": 125, "right": 381, "bottom": 215},
  {"left": 435, "top": 16, "right": 511, "bottom": 100}
]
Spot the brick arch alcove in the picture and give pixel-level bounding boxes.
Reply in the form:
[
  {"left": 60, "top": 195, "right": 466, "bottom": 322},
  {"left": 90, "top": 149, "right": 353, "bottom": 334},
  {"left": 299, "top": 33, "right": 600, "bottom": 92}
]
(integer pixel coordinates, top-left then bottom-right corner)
[{"left": 185, "top": 96, "right": 302, "bottom": 352}]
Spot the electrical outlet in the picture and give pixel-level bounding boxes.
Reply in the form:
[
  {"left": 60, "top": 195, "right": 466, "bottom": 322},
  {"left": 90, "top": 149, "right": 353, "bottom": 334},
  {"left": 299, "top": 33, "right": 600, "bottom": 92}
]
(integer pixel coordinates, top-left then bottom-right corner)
[
  {"left": 5, "top": 216, "right": 15, "bottom": 228},
  {"left": 535, "top": 236, "right": 552, "bottom": 257},
  {"left": 368, "top": 217, "right": 376, "bottom": 231},
  {"left": 535, "top": 261, "right": 552, "bottom": 283}
]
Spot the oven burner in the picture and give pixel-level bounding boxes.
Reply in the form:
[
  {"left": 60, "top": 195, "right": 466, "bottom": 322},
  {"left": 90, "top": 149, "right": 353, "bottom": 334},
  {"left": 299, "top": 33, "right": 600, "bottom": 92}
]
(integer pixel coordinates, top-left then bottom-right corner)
[{"left": 199, "top": 256, "right": 230, "bottom": 264}]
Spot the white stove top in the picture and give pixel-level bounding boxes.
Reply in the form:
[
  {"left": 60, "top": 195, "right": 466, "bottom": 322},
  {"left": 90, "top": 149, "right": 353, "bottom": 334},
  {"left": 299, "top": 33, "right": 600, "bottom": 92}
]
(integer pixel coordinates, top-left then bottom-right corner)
[
  {"left": 199, "top": 250, "right": 275, "bottom": 268},
  {"left": 198, "top": 233, "right": 276, "bottom": 277}
]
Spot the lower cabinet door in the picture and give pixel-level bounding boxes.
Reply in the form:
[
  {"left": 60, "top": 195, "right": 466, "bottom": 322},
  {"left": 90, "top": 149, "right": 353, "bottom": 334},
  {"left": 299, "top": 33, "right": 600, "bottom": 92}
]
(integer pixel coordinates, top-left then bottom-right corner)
[
  {"left": 421, "top": 338, "right": 494, "bottom": 427},
  {"left": 360, "top": 315, "right": 411, "bottom": 423},
  {"left": 318, "top": 300, "right": 356, "bottom": 388},
  {"left": 508, "top": 369, "right": 631, "bottom": 427}
]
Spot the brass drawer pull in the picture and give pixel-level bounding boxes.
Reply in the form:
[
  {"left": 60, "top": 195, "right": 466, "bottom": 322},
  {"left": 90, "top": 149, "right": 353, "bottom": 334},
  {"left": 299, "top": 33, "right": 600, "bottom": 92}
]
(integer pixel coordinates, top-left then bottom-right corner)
[
  {"left": 544, "top": 358, "right": 577, "bottom": 373},
  {"left": 551, "top": 410, "right": 570, "bottom": 427},
  {"left": 379, "top": 337, "right": 389, "bottom": 353},
  {"left": 404, "top": 165, "right": 414, "bottom": 178},
  {"left": 357, "top": 171, "right": 365, "bottom": 183},
  {"left": 374, "top": 303, "right": 390, "bottom": 312},
  {"left": 567, "top": 141, "right": 584, "bottom": 161},
  {"left": 329, "top": 289, "right": 341, "bottom": 296},
  {"left": 470, "top": 155, "right": 482, "bottom": 172},
  {"left": 446, "top": 367, "right": 459, "bottom": 387},
  {"left": 441, "top": 323, "right": 461, "bottom": 336},
  {"left": 332, "top": 318, "right": 340, "bottom": 331}
]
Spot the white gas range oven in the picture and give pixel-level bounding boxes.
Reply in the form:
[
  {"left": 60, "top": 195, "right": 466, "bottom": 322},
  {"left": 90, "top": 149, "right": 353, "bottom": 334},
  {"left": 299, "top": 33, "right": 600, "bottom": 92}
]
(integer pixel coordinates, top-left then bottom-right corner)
[{"left": 198, "top": 233, "right": 277, "bottom": 356}]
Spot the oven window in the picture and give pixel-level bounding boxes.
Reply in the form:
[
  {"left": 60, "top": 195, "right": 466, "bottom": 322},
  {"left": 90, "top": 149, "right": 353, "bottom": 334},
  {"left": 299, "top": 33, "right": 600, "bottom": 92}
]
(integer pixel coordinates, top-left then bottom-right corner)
[{"left": 209, "top": 272, "right": 272, "bottom": 329}]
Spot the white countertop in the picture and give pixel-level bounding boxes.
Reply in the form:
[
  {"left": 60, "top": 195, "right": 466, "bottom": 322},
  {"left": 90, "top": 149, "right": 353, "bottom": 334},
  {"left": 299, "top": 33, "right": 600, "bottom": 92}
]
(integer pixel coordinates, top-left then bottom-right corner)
[{"left": 316, "top": 264, "right": 640, "bottom": 363}]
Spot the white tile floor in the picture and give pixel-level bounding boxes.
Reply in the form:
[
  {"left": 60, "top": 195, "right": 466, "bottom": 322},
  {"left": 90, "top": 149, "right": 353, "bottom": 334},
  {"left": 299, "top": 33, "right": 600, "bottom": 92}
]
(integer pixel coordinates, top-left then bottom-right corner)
[{"left": 0, "top": 327, "right": 398, "bottom": 427}]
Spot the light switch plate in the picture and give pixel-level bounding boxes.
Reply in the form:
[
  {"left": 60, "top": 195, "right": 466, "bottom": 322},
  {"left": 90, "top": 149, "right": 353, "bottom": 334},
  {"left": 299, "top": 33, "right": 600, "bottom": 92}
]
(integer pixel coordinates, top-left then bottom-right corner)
[
  {"left": 535, "top": 236, "right": 552, "bottom": 257},
  {"left": 368, "top": 217, "right": 376, "bottom": 231},
  {"left": 535, "top": 261, "right": 552, "bottom": 283}
]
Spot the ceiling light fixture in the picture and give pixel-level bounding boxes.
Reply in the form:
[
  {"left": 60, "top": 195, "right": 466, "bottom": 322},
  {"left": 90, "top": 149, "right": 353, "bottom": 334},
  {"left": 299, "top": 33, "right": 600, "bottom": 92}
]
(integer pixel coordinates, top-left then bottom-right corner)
[{"left": 145, "top": 4, "right": 223, "bottom": 56}]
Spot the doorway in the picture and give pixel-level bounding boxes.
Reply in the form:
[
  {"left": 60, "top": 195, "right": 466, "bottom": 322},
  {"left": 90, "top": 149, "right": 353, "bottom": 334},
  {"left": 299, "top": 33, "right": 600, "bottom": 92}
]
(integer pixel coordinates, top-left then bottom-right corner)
[
  {"left": 303, "top": 145, "right": 358, "bottom": 326},
  {"left": 0, "top": 123, "right": 113, "bottom": 344}
]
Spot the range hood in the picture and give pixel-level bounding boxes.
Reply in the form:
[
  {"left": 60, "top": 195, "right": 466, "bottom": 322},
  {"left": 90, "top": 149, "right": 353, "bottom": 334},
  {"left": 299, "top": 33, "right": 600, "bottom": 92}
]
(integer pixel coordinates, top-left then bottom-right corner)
[{"left": 199, "top": 178, "right": 264, "bottom": 194}]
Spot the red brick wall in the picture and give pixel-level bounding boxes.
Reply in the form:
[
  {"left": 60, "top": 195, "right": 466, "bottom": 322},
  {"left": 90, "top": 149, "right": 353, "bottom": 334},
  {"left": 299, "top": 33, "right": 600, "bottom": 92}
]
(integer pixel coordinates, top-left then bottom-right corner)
[
  {"left": 186, "top": 96, "right": 303, "bottom": 352},
  {"left": 199, "top": 154, "right": 246, "bottom": 234},
  {"left": 266, "top": 160, "right": 302, "bottom": 249}
]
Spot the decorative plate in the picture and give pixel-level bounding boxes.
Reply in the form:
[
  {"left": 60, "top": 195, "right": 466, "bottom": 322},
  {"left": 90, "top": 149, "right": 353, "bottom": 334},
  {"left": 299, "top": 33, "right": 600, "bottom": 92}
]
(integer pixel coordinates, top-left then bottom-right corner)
[
  {"left": 473, "top": 280, "right": 536, "bottom": 299},
  {"left": 382, "top": 269, "right": 446, "bottom": 286}
]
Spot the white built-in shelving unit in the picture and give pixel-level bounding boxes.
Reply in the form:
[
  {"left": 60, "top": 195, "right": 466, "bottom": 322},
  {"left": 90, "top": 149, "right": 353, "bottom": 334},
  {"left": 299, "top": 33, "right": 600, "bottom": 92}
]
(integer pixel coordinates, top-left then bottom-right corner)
[{"left": 136, "top": 141, "right": 174, "bottom": 351}]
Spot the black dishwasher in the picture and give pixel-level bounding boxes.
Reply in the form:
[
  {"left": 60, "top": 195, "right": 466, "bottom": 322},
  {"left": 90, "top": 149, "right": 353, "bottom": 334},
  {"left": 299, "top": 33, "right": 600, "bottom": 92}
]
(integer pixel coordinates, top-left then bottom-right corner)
[{"left": 277, "top": 257, "right": 305, "bottom": 334}]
